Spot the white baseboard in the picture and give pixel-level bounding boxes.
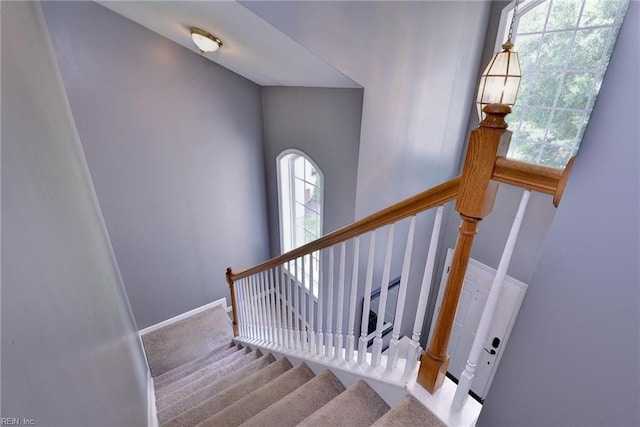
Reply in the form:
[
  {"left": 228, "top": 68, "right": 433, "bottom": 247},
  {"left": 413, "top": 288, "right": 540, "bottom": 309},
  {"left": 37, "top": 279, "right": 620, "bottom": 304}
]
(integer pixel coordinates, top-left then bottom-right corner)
[
  {"left": 139, "top": 297, "right": 228, "bottom": 336},
  {"left": 147, "top": 373, "right": 159, "bottom": 427}
]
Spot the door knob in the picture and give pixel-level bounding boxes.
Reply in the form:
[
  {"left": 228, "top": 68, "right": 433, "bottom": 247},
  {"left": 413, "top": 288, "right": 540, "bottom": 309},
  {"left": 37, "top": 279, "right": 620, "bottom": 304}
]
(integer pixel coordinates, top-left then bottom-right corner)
[{"left": 484, "top": 348, "right": 496, "bottom": 355}]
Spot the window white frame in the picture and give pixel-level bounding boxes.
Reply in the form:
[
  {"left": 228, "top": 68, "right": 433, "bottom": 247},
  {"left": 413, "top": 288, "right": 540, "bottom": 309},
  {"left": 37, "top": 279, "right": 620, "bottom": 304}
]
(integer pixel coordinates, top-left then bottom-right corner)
[
  {"left": 497, "top": 0, "right": 629, "bottom": 167},
  {"left": 277, "top": 149, "right": 323, "bottom": 297}
]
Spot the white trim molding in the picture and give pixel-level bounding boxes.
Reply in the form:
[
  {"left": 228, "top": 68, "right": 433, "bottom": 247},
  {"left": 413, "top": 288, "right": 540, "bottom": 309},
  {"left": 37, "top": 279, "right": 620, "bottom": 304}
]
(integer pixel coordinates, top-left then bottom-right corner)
[{"left": 139, "top": 297, "right": 228, "bottom": 336}]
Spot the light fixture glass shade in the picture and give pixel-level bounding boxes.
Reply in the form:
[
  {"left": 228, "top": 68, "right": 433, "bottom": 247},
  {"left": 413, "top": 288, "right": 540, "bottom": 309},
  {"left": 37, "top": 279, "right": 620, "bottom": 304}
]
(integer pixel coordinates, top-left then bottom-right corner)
[
  {"left": 191, "top": 27, "right": 222, "bottom": 54},
  {"left": 476, "top": 42, "right": 521, "bottom": 120}
]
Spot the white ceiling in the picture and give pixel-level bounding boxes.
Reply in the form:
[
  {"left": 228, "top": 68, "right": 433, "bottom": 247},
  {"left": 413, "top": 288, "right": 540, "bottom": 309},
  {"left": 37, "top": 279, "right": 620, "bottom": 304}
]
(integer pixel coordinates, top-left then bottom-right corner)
[{"left": 97, "top": 1, "right": 359, "bottom": 88}]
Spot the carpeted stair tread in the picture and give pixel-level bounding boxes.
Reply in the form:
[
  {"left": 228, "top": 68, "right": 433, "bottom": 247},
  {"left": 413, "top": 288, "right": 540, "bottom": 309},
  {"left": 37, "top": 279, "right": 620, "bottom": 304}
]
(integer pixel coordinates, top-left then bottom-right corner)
[
  {"left": 298, "top": 380, "right": 390, "bottom": 427},
  {"left": 155, "top": 343, "right": 240, "bottom": 390},
  {"left": 196, "top": 362, "right": 316, "bottom": 427},
  {"left": 162, "top": 356, "right": 290, "bottom": 427},
  {"left": 372, "top": 395, "right": 446, "bottom": 427},
  {"left": 159, "top": 353, "right": 281, "bottom": 425},
  {"left": 156, "top": 349, "right": 260, "bottom": 409},
  {"left": 156, "top": 347, "right": 252, "bottom": 399},
  {"left": 143, "top": 305, "right": 234, "bottom": 376},
  {"left": 240, "top": 369, "right": 346, "bottom": 427}
]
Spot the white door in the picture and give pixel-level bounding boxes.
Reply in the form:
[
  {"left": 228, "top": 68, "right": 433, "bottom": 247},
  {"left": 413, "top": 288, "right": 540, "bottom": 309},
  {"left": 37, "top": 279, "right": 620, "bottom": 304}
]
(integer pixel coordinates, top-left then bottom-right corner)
[{"left": 428, "top": 249, "right": 527, "bottom": 400}]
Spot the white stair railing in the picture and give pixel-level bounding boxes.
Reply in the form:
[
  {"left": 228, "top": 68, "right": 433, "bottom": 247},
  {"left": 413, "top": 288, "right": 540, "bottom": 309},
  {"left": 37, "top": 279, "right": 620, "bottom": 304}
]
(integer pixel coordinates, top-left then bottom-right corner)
[
  {"left": 325, "top": 247, "right": 334, "bottom": 358},
  {"left": 404, "top": 206, "right": 445, "bottom": 378},
  {"left": 315, "top": 253, "right": 324, "bottom": 356},
  {"left": 300, "top": 256, "right": 307, "bottom": 349},
  {"left": 371, "top": 224, "right": 395, "bottom": 368},
  {"left": 307, "top": 256, "right": 315, "bottom": 352},
  {"left": 386, "top": 216, "right": 416, "bottom": 372},
  {"left": 451, "top": 190, "right": 531, "bottom": 411},
  {"left": 286, "top": 260, "right": 295, "bottom": 348},
  {"left": 345, "top": 236, "right": 360, "bottom": 362},
  {"left": 357, "top": 230, "right": 377, "bottom": 364},
  {"left": 228, "top": 176, "right": 466, "bottom": 389},
  {"left": 231, "top": 203, "right": 453, "bottom": 383},
  {"left": 334, "top": 242, "right": 347, "bottom": 359}
]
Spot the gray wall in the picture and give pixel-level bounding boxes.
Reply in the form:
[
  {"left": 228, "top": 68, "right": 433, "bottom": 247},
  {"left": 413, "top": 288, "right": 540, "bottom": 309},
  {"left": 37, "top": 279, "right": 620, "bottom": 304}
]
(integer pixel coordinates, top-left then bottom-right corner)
[
  {"left": 245, "top": 0, "right": 492, "bottom": 341},
  {"left": 42, "top": 1, "right": 270, "bottom": 328},
  {"left": 244, "top": 1, "right": 492, "bottom": 218},
  {"left": 261, "top": 86, "right": 363, "bottom": 256},
  {"left": 1, "top": 2, "right": 148, "bottom": 424},
  {"left": 478, "top": 2, "right": 640, "bottom": 425}
]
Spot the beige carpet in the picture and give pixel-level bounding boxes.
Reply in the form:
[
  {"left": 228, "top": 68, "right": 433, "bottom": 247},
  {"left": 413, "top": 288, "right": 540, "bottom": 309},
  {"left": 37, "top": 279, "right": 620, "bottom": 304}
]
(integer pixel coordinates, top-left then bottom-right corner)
[
  {"left": 143, "top": 304, "right": 447, "bottom": 426},
  {"left": 240, "top": 369, "right": 345, "bottom": 427},
  {"left": 154, "top": 343, "right": 235, "bottom": 389},
  {"left": 161, "top": 355, "right": 286, "bottom": 426},
  {"left": 157, "top": 347, "right": 252, "bottom": 399},
  {"left": 297, "top": 380, "right": 390, "bottom": 427},
  {"left": 142, "top": 304, "right": 234, "bottom": 376},
  {"left": 372, "top": 395, "right": 446, "bottom": 427}
]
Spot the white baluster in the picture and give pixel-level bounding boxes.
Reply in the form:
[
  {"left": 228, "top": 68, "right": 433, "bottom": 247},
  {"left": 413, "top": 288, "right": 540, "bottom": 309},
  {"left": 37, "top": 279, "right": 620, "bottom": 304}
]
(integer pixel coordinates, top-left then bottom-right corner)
[
  {"left": 287, "top": 260, "right": 295, "bottom": 348},
  {"left": 292, "top": 260, "right": 301, "bottom": 350},
  {"left": 308, "top": 255, "right": 316, "bottom": 353},
  {"left": 253, "top": 273, "right": 264, "bottom": 340},
  {"left": 279, "top": 265, "right": 289, "bottom": 349},
  {"left": 235, "top": 277, "right": 243, "bottom": 336},
  {"left": 325, "top": 246, "right": 334, "bottom": 358},
  {"left": 270, "top": 268, "right": 279, "bottom": 345},
  {"left": 300, "top": 255, "right": 308, "bottom": 350},
  {"left": 316, "top": 250, "right": 324, "bottom": 355},
  {"left": 345, "top": 236, "right": 360, "bottom": 362},
  {"left": 404, "top": 206, "right": 445, "bottom": 378},
  {"left": 260, "top": 271, "right": 271, "bottom": 342},
  {"left": 371, "top": 224, "right": 395, "bottom": 368},
  {"left": 452, "top": 191, "right": 531, "bottom": 412},
  {"left": 265, "top": 271, "right": 274, "bottom": 343},
  {"left": 274, "top": 266, "right": 283, "bottom": 346},
  {"left": 358, "top": 231, "right": 376, "bottom": 365},
  {"left": 261, "top": 271, "right": 271, "bottom": 343},
  {"left": 386, "top": 216, "right": 417, "bottom": 372},
  {"left": 242, "top": 277, "right": 252, "bottom": 338},
  {"left": 334, "top": 242, "right": 346, "bottom": 360},
  {"left": 237, "top": 278, "right": 247, "bottom": 337},
  {"left": 247, "top": 276, "right": 256, "bottom": 339}
]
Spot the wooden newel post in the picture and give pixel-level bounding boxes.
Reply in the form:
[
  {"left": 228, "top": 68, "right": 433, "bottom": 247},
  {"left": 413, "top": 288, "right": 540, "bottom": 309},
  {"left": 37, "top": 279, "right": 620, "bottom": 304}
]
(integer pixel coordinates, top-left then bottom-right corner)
[
  {"left": 417, "top": 104, "right": 512, "bottom": 393},
  {"left": 226, "top": 267, "right": 239, "bottom": 337}
]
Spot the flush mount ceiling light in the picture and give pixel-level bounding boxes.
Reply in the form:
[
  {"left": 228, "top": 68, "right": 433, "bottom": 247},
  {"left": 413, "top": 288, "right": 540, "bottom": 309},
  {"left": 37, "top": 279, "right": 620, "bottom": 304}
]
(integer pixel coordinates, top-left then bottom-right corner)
[{"left": 190, "top": 27, "right": 222, "bottom": 54}]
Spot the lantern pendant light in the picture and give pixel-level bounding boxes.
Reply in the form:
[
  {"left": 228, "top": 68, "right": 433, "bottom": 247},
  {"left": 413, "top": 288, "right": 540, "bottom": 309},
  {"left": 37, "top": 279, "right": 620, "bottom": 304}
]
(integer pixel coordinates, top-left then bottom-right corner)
[{"left": 476, "top": 0, "right": 522, "bottom": 120}]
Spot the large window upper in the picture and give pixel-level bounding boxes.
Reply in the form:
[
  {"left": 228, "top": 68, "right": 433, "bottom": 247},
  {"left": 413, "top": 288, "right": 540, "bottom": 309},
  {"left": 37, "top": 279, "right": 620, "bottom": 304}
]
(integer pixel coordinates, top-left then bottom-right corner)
[
  {"left": 277, "top": 150, "right": 323, "bottom": 296},
  {"left": 500, "top": 0, "right": 629, "bottom": 167}
]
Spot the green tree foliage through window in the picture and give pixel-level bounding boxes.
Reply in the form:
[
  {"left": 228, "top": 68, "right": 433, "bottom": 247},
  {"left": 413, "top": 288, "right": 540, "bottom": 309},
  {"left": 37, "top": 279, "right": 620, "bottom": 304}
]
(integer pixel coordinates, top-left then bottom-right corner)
[{"left": 503, "top": 0, "right": 629, "bottom": 167}]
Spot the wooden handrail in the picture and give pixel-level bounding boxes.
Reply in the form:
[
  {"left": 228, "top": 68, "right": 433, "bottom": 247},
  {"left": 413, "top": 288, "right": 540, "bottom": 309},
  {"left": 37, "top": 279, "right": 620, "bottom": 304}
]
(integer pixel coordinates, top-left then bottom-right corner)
[
  {"left": 492, "top": 156, "right": 574, "bottom": 207},
  {"left": 231, "top": 176, "right": 460, "bottom": 280},
  {"left": 493, "top": 157, "right": 562, "bottom": 196}
]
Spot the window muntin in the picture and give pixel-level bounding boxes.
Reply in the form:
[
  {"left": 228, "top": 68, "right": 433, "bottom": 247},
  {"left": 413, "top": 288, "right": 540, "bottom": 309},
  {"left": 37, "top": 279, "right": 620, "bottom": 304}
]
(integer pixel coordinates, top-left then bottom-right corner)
[
  {"left": 278, "top": 150, "right": 323, "bottom": 297},
  {"left": 499, "top": 0, "right": 629, "bottom": 167}
]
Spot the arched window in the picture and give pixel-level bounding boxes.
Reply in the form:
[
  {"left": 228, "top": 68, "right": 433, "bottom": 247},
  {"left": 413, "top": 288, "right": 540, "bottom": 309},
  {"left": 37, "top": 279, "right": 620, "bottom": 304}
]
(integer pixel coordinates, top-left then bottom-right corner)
[
  {"left": 277, "top": 150, "right": 323, "bottom": 296},
  {"left": 498, "top": 0, "right": 629, "bottom": 166}
]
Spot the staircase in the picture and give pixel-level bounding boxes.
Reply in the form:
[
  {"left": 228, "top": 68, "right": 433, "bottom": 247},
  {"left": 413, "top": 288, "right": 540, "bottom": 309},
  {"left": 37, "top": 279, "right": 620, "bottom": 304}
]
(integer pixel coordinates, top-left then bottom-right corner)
[{"left": 142, "top": 304, "right": 445, "bottom": 427}]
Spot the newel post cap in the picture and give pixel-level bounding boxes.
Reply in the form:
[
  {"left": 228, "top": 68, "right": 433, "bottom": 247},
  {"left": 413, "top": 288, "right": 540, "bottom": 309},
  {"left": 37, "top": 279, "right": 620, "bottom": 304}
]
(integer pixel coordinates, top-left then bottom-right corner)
[{"left": 480, "top": 104, "right": 511, "bottom": 129}]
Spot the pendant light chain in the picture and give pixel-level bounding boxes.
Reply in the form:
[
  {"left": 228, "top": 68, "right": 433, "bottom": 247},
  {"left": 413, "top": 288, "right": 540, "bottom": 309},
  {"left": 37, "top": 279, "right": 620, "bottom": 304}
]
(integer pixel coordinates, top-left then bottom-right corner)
[{"left": 507, "top": 0, "right": 520, "bottom": 45}]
